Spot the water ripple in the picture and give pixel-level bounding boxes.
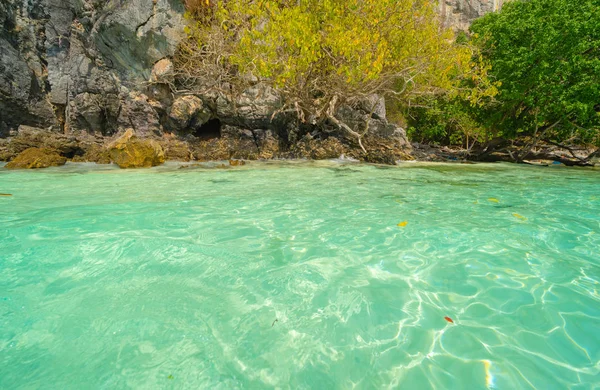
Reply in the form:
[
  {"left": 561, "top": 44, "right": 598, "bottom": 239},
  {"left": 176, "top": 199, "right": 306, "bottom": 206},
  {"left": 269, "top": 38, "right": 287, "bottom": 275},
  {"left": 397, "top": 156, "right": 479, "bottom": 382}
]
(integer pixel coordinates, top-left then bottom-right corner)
[{"left": 1, "top": 162, "right": 599, "bottom": 388}]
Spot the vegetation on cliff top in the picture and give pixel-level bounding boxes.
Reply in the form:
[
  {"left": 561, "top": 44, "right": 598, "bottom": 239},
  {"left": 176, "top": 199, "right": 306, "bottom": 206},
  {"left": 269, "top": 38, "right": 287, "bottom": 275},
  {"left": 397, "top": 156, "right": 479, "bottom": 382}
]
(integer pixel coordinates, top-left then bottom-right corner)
[
  {"left": 177, "top": 0, "right": 495, "bottom": 152},
  {"left": 178, "top": 0, "right": 599, "bottom": 161}
]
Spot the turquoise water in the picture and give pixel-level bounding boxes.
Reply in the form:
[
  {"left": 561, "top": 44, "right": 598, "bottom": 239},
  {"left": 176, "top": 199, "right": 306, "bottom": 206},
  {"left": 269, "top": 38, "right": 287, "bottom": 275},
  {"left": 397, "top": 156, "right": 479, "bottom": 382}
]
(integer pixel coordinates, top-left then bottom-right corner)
[{"left": 1, "top": 161, "right": 599, "bottom": 389}]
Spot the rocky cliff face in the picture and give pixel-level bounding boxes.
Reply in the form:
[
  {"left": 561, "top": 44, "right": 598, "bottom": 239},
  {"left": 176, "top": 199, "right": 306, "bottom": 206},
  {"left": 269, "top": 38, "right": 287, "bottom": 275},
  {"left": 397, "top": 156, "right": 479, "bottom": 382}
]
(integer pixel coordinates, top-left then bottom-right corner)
[
  {"left": 0, "top": 0, "right": 184, "bottom": 135},
  {"left": 0, "top": 0, "right": 500, "bottom": 165},
  {"left": 439, "top": 0, "right": 506, "bottom": 30}
]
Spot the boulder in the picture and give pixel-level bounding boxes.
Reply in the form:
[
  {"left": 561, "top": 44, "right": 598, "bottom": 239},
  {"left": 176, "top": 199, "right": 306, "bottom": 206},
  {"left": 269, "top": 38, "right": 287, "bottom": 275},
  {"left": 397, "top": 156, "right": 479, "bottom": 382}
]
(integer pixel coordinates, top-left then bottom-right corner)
[
  {"left": 168, "top": 96, "right": 212, "bottom": 132},
  {"left": 1, "top": 126, "right": 109, "bottom": 161},
  {"left": 0, "top": 138, "right": 12, "bottom": 161},
  {"left": 5, "top": 148, "right": 67, "bottom": 169},
  {"left": 336, "top": 104, "right": 409, "bottom": 145},
  {"left": 160, "top": 138, "right": 193, "bottom": 161},
  {"left": 214, "top": 84, "right": 283, "bottom": 129},
  {"left": 359, "top": 94, "right": 387, "bottom": 120},
  {"left": 150, "top": 58, "right": 175, "bottom": 83},
  {"left": 67, "top": 93, "right": 120, "bottom": 136},
  {"left": 117, "top": 92, "right": 163, "bottom": 136},
  {"left": 363, "top": 150, "right": 398, "bottom": 165},
  {"left": 76, "top": 144, "right": 112, "bottom": 164},
  {"left": 108, "top": 129, "right": 165, "bottom": 168},
  {"left": 9, "top": 125, "right": 84, "bottom": 157}
]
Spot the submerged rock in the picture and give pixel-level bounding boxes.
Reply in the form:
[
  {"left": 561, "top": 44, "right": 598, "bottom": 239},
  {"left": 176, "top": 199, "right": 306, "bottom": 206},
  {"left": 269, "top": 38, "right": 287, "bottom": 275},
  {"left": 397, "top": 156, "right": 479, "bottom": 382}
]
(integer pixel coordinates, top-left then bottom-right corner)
[
  {"left": 5, "top": 147, "right": 67, "bottom": 169},
  {"left": 108, "top": 129, "right": 165, "bottom": 168}
]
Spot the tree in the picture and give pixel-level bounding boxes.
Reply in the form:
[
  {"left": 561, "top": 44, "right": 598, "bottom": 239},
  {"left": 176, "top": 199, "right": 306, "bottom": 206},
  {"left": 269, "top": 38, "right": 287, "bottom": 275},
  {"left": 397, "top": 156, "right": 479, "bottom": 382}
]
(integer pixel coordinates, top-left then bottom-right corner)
[
  {"left": 405, "top": 96, "right": 491, "bottom": 153},
  {"left": 470, "top": 0, "right": 600, "bottom": 150},
  {"left": 177, "top": 0, "right": 482, "bottom": 152}
]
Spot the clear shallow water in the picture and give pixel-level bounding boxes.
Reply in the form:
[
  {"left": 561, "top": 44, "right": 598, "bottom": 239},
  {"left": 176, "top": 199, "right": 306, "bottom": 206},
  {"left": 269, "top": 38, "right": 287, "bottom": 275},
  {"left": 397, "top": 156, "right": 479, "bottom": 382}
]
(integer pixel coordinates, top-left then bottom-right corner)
[{"left": 1, "top": 161, "right": 599, "bottom": 389}]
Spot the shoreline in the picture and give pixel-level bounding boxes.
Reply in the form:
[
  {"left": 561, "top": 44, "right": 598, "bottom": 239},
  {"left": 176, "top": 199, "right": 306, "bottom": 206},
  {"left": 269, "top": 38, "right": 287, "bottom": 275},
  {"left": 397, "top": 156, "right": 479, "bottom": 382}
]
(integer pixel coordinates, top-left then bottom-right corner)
[{"left": 2, "top": 158, "right": 598, "bottom": 172}]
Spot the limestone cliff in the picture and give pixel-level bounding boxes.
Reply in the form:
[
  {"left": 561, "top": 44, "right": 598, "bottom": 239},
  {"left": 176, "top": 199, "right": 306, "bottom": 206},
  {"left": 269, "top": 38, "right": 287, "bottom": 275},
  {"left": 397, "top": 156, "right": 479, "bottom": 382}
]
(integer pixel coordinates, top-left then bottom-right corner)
[
  {"left": 0, "top": 1, "right": 506, "bottom": 136},
  {"left": 0, "top": 0, "right": 184, "bottom": 135},
  {"left": 439, "top": 0, "right": 507, "bottom": 30},
  {"left": 0, "top": 1, "right": 502, "bottom": 165}
]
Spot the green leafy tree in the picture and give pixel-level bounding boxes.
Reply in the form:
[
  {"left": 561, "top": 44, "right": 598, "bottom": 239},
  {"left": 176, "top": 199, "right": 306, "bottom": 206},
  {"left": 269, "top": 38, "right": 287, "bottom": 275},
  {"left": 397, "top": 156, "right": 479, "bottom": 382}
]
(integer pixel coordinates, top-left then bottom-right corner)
[
  {"left": 406, "top": 97, "right": 491, "bottom": 152},
  {"left": 470, "top": 0, "right": 600, "bottom": 148}
]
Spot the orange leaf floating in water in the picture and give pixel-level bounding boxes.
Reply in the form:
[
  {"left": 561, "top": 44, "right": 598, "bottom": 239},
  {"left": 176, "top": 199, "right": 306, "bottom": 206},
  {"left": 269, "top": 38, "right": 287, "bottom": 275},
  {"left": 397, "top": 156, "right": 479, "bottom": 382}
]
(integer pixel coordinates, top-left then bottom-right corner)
[
  {"left": 444, "top": 316, "right": 454, "bottom": 323},
  {"left": 397, "top": 221, "right": 408, "bottom": 227},
  {"left": 488, "top": 198, "right": 500, "bottom": 203}
]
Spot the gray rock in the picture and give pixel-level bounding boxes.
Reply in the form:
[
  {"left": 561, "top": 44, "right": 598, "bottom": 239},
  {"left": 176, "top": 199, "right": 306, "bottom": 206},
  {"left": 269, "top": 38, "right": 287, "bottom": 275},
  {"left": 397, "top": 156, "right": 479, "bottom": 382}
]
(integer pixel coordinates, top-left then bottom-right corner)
[
  {"left": 335, "top": 105, "right": 409, "bottom": 146},
  {"left": 0, "top": 0, "right": 185, "bottom": 134},
  {"left": 438, "top": 0, "right": 507, "bottom": 30},
  {"left": 0, "top": 32, "right": 56, "bottom": 128},
  {"left": 117, "top": 92, "right": 163, "bottom": 137},
  {"left": 168, "top": 95, "right": 211, "bottom": 133},
  {"left": 67, "top": 92, "right": 120, "bottom": 136},
  {"left": 214, "top": 84, "right": 283, "bottom": 129},
  {"left": 93, "top": 0, "right": 185, "bottom": 81},
  {"left": 358, "top": 95, "right": 386, "bottom": 121}
]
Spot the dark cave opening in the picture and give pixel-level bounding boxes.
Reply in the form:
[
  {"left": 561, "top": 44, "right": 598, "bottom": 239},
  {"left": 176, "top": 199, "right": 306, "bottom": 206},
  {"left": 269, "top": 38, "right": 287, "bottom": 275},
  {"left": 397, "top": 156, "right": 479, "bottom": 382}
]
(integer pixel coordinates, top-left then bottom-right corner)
[{"left": 193, "top": 118, "right": 222, "bottom": 140}]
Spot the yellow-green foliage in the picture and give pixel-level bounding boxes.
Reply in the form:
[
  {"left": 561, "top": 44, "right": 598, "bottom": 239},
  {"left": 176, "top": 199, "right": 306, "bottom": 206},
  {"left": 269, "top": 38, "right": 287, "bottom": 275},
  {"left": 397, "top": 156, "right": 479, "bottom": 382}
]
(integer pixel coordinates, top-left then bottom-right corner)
[
  {"left": 216, "top": 0, "right": 471, "bottom": 95},
  {"left": 184, "top": 0, "right": 214, "bottom": 21},
  {"left": 181, "top": 0, "right": 497, "bottom": 143}
]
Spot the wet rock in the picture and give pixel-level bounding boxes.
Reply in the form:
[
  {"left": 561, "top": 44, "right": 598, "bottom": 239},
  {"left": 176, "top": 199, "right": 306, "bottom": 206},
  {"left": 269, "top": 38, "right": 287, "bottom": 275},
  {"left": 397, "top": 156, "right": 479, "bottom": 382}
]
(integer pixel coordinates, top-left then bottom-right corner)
[
  {"left": 472, "top": 138, "right": 598, "bottom": 166},
  {"left": 192, "top": 138, "right": 259, "bottom": 161},
  {"left": 108, "top": 129, "right": 165, "bottom": 168},
  {"left": 229, "top": 159, "right": 246, "bottom": 166},
  {"left": 192, "top": 127, "right": 265, "bottom": 161},
  {"left": 5, "top": 147, "right": 67, "bottom": 169},
  {"left": 159, "top": 137, "right": 193, "bottom": 161},
  {"left": 192, "top": 138, "right": 232, "bottom": 161},
  {"left": 363, "top": 150, "right": 398, "bottom": 165},
  {"left": 352, "top": 136, "right": 414, "bottom": 164},
  {"left": 74, "top": 144, "right": 112, "bottom": 164},
  {"left": 0, "top": 138, "right": 10, "bottom": 161},
  {"left": 4, "top": 126, "right": 88, "bottom": 160},
  {"left": 290, "top": 136, "right": 347, "bottom": 160},
  {"left": 168, "top": 96, "right": 211, "bottom": 132}
]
